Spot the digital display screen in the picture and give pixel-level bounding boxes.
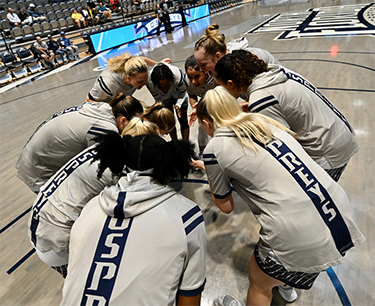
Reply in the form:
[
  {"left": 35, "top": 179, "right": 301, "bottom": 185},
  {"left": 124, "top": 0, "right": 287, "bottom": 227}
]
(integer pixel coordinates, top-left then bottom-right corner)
[{"left": 89, "top": 4, "right": 210, "bottom": 54}]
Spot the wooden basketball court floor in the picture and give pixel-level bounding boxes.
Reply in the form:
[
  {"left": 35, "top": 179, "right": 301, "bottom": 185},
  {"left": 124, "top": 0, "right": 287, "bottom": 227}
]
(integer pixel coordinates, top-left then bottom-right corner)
[{"left": 0, "top": 0, "right": 374, "bottom": 305}]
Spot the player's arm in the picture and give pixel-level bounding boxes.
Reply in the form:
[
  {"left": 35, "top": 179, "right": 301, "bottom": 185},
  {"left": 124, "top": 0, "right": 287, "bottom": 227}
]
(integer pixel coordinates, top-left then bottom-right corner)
[
  {"left": 188, "top": 95, "right": 198, "bottom": 126},
  {"left": 212, "top": 193, "right": 234, "bottom": 214},
  {"left": 141, "top": 56, "right": 172, "bottom": 66},
  {"left": 177, "top": 294, "right": 201, "bottom": 306}
]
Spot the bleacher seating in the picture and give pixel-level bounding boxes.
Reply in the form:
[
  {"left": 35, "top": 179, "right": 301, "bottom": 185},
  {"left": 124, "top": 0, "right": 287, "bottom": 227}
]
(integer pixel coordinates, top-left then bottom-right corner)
[{"left": 1, "top": 0, "right": 244, "bottom": 87}]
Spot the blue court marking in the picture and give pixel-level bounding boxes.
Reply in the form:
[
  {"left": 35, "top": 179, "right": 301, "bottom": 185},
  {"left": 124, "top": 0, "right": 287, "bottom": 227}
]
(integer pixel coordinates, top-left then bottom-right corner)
[
  {"left": 0, "top": 207, "right": 31, "bottom": 235},
  {"left": 7, "top": 249, "right": 35, "bottom": 275},
  {"left": 4, "top": 179, "right": 353, "bottom": 306},
  {"left": 326, "top": 267, "right": 352, "bottom": 306}
]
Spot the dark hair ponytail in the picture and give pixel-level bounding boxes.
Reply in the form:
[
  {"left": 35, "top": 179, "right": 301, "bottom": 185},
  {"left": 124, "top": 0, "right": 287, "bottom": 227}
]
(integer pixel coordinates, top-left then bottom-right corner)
[
  {"left": 110, "top": 93, "right": 144, "bottom": 121},
  {"left": 93, "top": 133, "right": 196, "bottom": 184},
  {"left": 93, "top": 131, "right": 131, "bottom": 178}
]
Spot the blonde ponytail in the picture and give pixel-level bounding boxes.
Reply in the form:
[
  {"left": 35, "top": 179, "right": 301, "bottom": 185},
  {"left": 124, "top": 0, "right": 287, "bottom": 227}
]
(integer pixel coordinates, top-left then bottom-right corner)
[
  {"left": 200, "top": 86, "right": 292, "bottom": 151},
  {"left": 107, "top": 53, "right": 148, "bottom": 77}
]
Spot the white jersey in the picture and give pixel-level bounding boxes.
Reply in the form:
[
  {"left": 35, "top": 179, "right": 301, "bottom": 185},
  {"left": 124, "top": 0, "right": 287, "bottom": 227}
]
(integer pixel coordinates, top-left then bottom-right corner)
[
  {"left": 16, "top": 102, "right": 118, "bottom": 190},
  {"left": 88, "top": 68, "right": 136, "bottom": 102},
  {"left": 147, "top": 63, "right": 188, "bottom": 108},
  {"left": 227, "top": 36, "right": 281, "bottom": 65},
  {"left": 183, "top": 73, "right": 217, "bottom": 98},
  {"left": 61, "top": 172, "right": 206, "bottom": 306},
  {"left": 246, "top": 65, "right": 359, "bottom": 169},
  {"left": 204, "top": 126, "right": 365, "bottom": 273},
  {"left": 28, "top": 145, "right": 118, "bottom": 253}
]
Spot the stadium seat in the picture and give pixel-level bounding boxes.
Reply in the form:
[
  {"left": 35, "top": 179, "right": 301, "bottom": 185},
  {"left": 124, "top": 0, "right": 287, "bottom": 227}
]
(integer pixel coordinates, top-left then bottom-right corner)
[
  {"left": 0, "top": 50, "right": 28, "bottom": 79},
  {"left": 16, "top": 47, "right": 43, "bottom": 74}
]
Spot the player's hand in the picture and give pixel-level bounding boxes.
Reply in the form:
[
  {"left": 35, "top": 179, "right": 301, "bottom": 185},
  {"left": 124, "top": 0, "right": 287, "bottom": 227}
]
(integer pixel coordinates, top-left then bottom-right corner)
[
  {"left": 240, "top": 101, "right": 249, "bottom": 112},
  {"left": 161, "top": 58, "right": 172, "bottom": 64},
  {"left": 173, "top": 105, "right": 181, "bottom": 117},
  {"left": 188, "top": 109, "right": 197, "bottom": 127},
  {"left": 189, "top": 159, "right": 205, "bottom": 171}
]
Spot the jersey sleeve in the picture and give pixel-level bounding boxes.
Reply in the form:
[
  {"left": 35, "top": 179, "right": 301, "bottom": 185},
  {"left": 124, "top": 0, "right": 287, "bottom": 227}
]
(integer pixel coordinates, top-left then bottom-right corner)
[
  {"left": 88, "top": 73, "right": 115, "bottom": 103},
  {"left": 248, "top": 89, "right": 290, "bottom": 129},
  {"left": 146, "top": 80, "right": 163, "bottom": 102},
  {"left": 177, "top": 205, "right": 206, "bottom": 296},
  {"left": 203, "top": 142, "right": 233, "bottom": 199},
  {"left": 85, "top": 120, "right": 118, "bottom": 146},
  {"left": 174, "top": 68, "right": 187, "bottom": 96}
]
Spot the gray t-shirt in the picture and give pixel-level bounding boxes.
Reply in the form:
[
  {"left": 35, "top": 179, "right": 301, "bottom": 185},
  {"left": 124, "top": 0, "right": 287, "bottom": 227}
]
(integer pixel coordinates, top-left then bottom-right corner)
[
  {"left": 204, "top": 126, "right": 365, "bottom": 273},
  {"left": 28, "top": 144, "right": 118, "bottom": 253},
  {"left": 147, "top": 63, "right": 188, "bottom": 108},
  {"left": 16, "top": 102, "right": 118, "bottom": 190},
  {"left": 89, "top": 68, "right": 136, "bottom": 102},
  {"left": 246, "top": 65, "right": 359, "bottom": 169},
  {"left": 184, "top": 73, "right": 217, "bottom": 98}
]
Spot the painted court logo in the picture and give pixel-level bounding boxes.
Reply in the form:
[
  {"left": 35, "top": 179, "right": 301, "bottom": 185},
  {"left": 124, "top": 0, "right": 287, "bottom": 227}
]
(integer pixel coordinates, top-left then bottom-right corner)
[{"left": 246, "top": 3, "right": 375, "bottom": 40}]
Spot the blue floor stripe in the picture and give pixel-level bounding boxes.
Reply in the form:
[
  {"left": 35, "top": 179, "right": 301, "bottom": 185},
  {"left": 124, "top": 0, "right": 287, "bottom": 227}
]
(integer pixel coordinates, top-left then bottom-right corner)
[
  {"left": 326, "top": 267, "right": 352, "bottom": 306},
  {"left": 7, "top": 249, "right": 35, "bottom": 275},
  {"left": 0, "top": 207, "right": 31, "bottom": 235}
]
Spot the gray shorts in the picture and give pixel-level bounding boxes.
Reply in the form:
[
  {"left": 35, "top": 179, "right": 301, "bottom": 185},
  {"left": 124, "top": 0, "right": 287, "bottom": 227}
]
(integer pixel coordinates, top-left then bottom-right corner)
[{"left": 254, "top": 244, "right": 320, "bottom": 290}]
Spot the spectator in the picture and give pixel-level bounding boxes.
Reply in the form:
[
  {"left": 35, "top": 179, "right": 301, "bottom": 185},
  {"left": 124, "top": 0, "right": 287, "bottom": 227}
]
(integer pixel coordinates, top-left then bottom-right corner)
[
  {"left": 71, "top": 9, "right": 86, "bottom": 28},
  {"left": 160, "top": 0, "right": 173, "bottom": 32},
  {"left": 97, "top": 2, "right": 112, "bottom": 21},
  {"left": 155, "top": 3, "right": 170, "bottom": 35},
  {"left": 132, "top": 0, "right": 143, "bottom": 13},
  {"left": 18, "top": 8, "right": 32, "bottom": 24},
  {"left": 87, "top": 0, "right": 97, "bottom": 12},
  {"left": 27, "top": 3, "right": 46, "bottom": 21},
  {"left": 7, "top": 8, "right": 23, "bottom": 27},
  {"left": 178, "top": 1, "right": 188, "bottom": 27},
  {"left": 33, "top": 36, "right": 55, "bottom": 68},
  {"left": 58, "top": 32, "right": 81, "bottom": 60},
  {"left": 110, "top": 0, "right": 120, "bottom": 12},
  {"left": 81, "top": 6, "right": 99, "bottom": 25},
  {"left": 46, "top": 34, "right": 72, "bottom": 63}
]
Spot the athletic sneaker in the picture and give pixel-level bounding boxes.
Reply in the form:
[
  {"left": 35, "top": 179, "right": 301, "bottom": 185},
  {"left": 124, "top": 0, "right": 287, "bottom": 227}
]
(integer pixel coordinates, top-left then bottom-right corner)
[
  {"left": 222, "top": 295, "right": 243, "bottom": 306},
  {"left": 278, "top": 285, "right": 298, "bottom": 303}
]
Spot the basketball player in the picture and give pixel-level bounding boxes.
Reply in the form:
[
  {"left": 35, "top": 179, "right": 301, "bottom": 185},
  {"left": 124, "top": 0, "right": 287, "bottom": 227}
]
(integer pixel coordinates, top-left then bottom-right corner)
[
  {"left": 60, "top": 134, "right": 206, "bottom": 306},
  {"left": 28, "top": 118, "right": 159, "bottom": 278},
  {"left": 196, "top": 87, "right": 365, "bottom": 306},
  {"left": 147, "top": 62, "right": 190, "bottom": 140},
  {"left": 214, "top": 50, "right": 358, "bottom": 181},
  {"left": 16, "top": 94, "right": 144, "bottom": 193},
  {"left": 86, "top": 53, "right": 172, "bottom": 103},
  {"left": 184, "top": 55, "right": 217, "bottom": 156},
  {"left": 194, "top": 24, "right": 280, "bottom": 77}
]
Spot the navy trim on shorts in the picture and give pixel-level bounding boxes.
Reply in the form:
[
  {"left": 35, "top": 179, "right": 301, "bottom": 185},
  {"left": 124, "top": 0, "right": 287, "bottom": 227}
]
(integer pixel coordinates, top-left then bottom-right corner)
[{"left": 254, "top": 245, "right": 320, "bottom": 290}]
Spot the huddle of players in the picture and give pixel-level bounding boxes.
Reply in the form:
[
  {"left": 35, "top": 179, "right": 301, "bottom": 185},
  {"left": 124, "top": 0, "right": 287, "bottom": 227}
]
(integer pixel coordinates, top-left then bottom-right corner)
[{"left": 16, "top": 24, "right": 364, "bottom": 306}]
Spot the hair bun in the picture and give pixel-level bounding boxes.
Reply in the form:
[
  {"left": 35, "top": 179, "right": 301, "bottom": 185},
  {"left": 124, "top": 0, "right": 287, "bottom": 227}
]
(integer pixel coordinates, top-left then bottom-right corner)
[{"left": 206, "top": 24, "right": 219, "bottom": 35}]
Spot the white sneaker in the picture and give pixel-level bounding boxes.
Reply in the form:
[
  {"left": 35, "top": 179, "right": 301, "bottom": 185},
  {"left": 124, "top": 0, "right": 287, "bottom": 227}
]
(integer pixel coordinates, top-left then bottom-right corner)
[
  {"left": 222, "top": 295, "right": 243, "bottom": 306},
  {"left": 278, "top": 285, "right": 298, "bottom": 303}
]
